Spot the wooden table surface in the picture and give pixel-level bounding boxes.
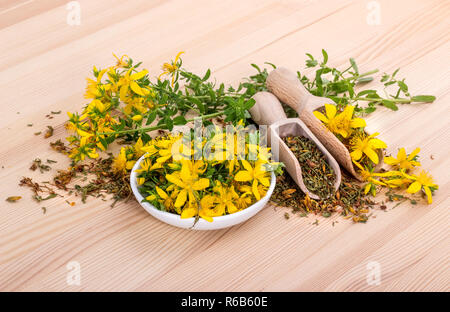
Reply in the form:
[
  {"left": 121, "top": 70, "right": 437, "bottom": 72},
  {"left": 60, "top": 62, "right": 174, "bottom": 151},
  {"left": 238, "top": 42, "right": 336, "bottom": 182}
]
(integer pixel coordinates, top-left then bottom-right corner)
[{"left": 0, "top": 0, "right": 449, "bottom": 292}]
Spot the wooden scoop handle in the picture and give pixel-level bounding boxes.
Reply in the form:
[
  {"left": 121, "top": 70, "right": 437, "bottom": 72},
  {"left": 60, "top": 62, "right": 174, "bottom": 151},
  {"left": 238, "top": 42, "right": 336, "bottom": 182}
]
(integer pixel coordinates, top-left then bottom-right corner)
[
  {"left": 265, "top": 67, "right": 309, "bottom": 113},
  {"left": 250, "top": 91, "right": 287, "bottom": 125}
]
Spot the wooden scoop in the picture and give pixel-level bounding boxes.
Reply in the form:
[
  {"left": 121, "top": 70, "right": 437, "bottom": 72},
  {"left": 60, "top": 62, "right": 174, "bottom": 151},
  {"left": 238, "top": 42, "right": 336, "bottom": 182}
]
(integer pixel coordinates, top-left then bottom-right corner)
[
  {"left": 266, "top": 67, "right": 383, "bottom": 181},
  {"left": 250, "top": 91, "right": 341, "bottom": 200}
]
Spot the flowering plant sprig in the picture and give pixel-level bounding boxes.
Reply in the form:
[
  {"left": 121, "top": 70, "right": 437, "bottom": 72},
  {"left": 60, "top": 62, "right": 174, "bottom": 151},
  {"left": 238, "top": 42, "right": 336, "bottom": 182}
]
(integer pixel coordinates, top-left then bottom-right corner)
[
  {"left": 313, "top": 102, "right": 438, "bottom": 203},
  {"left": 65, "top": 53, "right": 261, "bottom": 163}
]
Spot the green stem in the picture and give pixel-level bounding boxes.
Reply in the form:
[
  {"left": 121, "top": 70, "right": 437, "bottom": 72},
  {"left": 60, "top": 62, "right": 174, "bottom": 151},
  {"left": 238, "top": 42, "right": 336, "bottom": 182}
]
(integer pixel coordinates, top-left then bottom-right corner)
[
  {"left": 353, "top": 69, "right": 379, "bottom": 79},
  {"left": 343, "top": 97, "right": 412, "bottom": 103},
  {"left": 98, "top": 111, "right": 223, "bottom": 135}
]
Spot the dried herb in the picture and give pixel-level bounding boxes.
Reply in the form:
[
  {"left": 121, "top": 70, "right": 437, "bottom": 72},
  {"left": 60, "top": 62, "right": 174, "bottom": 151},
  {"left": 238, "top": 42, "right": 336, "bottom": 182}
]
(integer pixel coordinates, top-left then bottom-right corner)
[
  {"left": 19, "top": 177, "right": 58, "bottom": 202},
  {"left": 44, "top": 126, "right": 54, "bottom": 138},
  {"left": 30, "top": 158, "right": 51, "bottom": 173},
  {"left": 271, "top": 170, "right": 376, "bottom": 223},
  {"left": 283, "top": 136, "right": 336, "bottom": 198},
  {"left": 50, "top": 139, "right": 70, "bottom": 154},
  {"left": 6, "top": 196, "right": 21, "bottom": 202},
  {"left": 41, "top": 207, "right": 47, "bottom": 214},
  {"left": 33, "top": 193, "right": 57, "bottom": 202},
  {"left": 51, "top": 111, "right": 62, "bottom": 114},
  {"left": 53, "top": 154, "right": 131, "bottom": 207},
  {"left": 34, "top": 131, "right": 41, "bottom": 136}
]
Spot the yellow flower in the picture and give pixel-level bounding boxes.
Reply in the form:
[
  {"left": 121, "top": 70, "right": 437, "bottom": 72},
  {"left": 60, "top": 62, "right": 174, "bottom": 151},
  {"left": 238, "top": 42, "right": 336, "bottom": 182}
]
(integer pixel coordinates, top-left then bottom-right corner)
[
  {"left": 239, "top": 184, "right": 268, "bottom": 200},
  {"left": 350, "top": 132, "right": 387, "bottom": 164},
  {"left": 158, "top": 51, "right": 184, "bottom": 86},
  {"left": 112, "top": 53, "right": 129, "bottom": 68},
  {"left": 313, "top": 104, "right": 366, "bottom": 138},
  {"left": 84, "top": 68, "right": 109, "bottom": 99},
  {"left": 123, "top": 97, "right": 149, "bottom": 115},
  {"left": 112, "top": 147, "right": 128, "bottom": 173},
  {"left": 384, "top": 147, "right": 420, "bottom": 170},
  {"left": 155, "top": 186, "right": 180, "bottom": 214},
  {"left": 81, "top": 99, "right": 109, "bottom": 120},
  {"left": 118, "top": 68, "right": 149, "bottom": 100},
  {"left": 134, "top": 156, "right": 161, "bottom": 174},
  {"left": 236, "top": 193, "right": 252, "bottom": 210},
  {"left": 112, "top": 147, "right": 135, "bottom": 174},
  {"left": 381, "top": 171, "right": 413, "bottom": 189},
  {"left": 165, "top": 160, "right": 210, "bottom": 208},
  {"left": 131, "top": 115, "right": 142, "bottom": 122},
  {"left": 353, "top": 161, "right": 397, "bottom": 195},
  {"left": 404, "top": 170, "right": 438, "bottom": 204},
  {"left": 213, "top": 182, "right": 239, "bottom": 214},
  {"left": 235, "top": 160, "right": 270, "bottom": 200},
  {"left": 182, "top": 195, "right": 220, "bottom": 222},
  {"left": 133, "top": 137, "right": 146, "bottom": 158}
]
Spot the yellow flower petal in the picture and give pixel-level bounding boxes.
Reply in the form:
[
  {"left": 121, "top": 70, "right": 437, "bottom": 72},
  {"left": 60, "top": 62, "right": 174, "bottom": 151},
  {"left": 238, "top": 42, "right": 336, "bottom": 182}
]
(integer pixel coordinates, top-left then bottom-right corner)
[
  {"left": 130, "top": 69, "right": 148, "bottom": 80},
  {"left": 252, "top": 180, "right": 260, "bottom": 200},
  {"left": 369, "top": 138, "right": 387, "bottom": 149},
  {"left": 226, "top": 202, "right": 238, "bottom": 214},
  {"left": 192, "top": 178, "right": 210, "bottom": 190},
  {"left": 241, "top": 160, "right": 253, "bottom": 172},
  {"left": 235, "top": 171, "right": 252, "bottom": 182},
  {"left": 166, "top": 174, "right": 185, "bottom": 188},
  {"left": 408, "top": 147, "right": 420, "bottom": 160},
  {"left": 407, "top": 181, "right": 421, "bottom": 194},
  {"left": 324, "top": 104, "right": 337, "bottom": 119},
  {"left": 174, "top": 189, "right": 187, "bottom": 208},
  {"left": 145, "top": 194, "right": 156, "bottom": 201},
  {"left": 423, "top": 186, "right": 432, "bottom": 204},
  {"left": 130, "top": 81, "right": 145, "bottom": 96},
  {"left": 120, "top": 84, "right": 129, "bottom": 100},
  {"left": 350, "top": 118, "right": 366, "bottom": 128},
  {"left": 155, "top": 186, "right": 168, "bottom": 199},
  {"left": 313, "top": 111, "right": 328, "bottom": 123},
  {"left": 181, "top": 205, "right": 197, "bottom": 219},
  {"left": 384, "top": 156, "right": 397, "bottom": 165},
  {"left": 364, "top": 184, "right": 371, "bottom": 194},
  {"left": 258, "top": 176, "right": 270, "bottom": 187},
  {"left": 350, "top": 150, "right": 363, "bottom": 161},
  {"left": 364, "top": 147, "right": 379, "bottom": 164},
  {"left": 397, "top": 148, "right": 406, "bottom": 161}
]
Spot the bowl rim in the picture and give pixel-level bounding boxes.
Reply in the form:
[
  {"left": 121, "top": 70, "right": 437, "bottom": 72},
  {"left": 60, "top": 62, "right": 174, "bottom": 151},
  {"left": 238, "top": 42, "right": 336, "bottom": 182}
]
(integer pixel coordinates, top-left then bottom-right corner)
[{"left": 130, "top": 154, "right": 276, "bottom": 223}]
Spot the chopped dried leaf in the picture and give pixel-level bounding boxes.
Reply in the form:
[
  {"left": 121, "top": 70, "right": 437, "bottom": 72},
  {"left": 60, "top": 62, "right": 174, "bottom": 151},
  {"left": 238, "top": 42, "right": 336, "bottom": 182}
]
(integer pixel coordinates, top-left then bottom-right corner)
[
  {"left": 6, "top": 196, "right": 21, "bottom": 202},
  {"left": 44, "top": 126, "right": 54, "bottom": 138}
]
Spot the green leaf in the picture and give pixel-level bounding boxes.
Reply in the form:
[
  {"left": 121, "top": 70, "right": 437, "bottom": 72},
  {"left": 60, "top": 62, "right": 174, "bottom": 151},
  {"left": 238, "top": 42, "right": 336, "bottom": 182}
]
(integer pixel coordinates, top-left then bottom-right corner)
[
  {"left": 202, "top": 69, "right": 211, "bottom": 81},
  {"left": 145, "top": 111, "right": 157, "bottom": 125},
  {"left": 411, "top": 95, "right": 436, "bottom": 102},
  {"left": 397, "top": 80, "right": 408, "bottom": 92},
  {"left": 350, "top": 58, "right": 359, "bottom": 74},
  {"left": 173, "top": 116, "right": 187, "bottom": 125},
  {"left": 251, "top": 64, "right": 261, "bottom": 73},
  {"left": 357, "top": 77, "right": 373, "bottom": 83},
  {"left": 382, "top": 100, "right": 398, "bottom": 111},
  {"left": 357, "top": 89, "right": 378, "bottom": 97},
  {"left": 321, "top": 49, "right": 328, "bottom": 65}
]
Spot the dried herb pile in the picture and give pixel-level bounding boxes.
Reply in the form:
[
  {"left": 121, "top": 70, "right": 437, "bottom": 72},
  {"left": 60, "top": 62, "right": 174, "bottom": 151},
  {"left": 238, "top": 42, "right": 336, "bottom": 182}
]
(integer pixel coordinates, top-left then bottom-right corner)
[
  {"left": 283, "top": 136, "right": 336, "bottom": 198},
  {"left": 271, "top": 170, "right": 375, "bottom": 223},
  {"left": 19, "top": 151, "right": 131, "bottom": 208}
]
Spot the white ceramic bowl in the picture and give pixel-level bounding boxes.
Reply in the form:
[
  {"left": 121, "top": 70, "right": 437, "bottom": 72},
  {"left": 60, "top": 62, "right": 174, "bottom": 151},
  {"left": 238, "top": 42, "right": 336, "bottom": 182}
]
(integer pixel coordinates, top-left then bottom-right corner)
[{"left": 130, "top": 155, "right": 276, "bottom": 230}]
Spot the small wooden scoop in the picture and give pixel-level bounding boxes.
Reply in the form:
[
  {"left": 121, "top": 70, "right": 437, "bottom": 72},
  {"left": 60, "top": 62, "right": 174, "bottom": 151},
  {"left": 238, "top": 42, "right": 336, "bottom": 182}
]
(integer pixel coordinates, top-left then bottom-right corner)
[
  {"left": 250, "top": 91, "right": 341, "bottom": 200},
  {"left": 266, "top": 67, "right": 383, "bottom": 181}
]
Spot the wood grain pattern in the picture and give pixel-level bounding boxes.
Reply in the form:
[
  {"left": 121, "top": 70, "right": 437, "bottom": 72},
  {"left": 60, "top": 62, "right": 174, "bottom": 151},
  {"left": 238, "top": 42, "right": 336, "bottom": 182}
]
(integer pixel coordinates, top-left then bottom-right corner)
[{"left": 0, "top": 0, "right": 449, "bottom": 291}]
